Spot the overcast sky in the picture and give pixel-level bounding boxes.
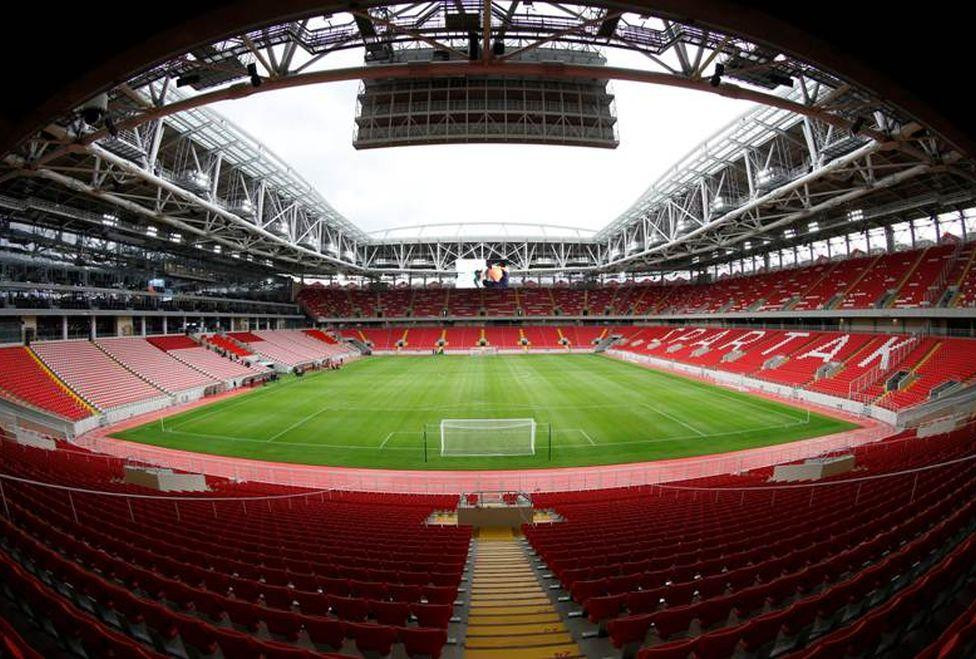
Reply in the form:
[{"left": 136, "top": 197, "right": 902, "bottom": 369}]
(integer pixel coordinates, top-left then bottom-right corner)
[{"left": 211, "top": 47, "right": 752, "bottom": 235}]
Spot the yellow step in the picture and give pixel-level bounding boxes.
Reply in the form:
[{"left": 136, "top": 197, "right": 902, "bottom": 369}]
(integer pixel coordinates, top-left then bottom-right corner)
[
  {"left": 477, "top": 549, "right": 525, "bottom": 554},
  {"left": 25, "top": 347, "right": 98, "bottom": 414},
  {"left": 474, "top": 552, "right": 528, "bottom": 565},
  {"left": 468, "top": 613, "right": 562, "bottom": 625},
  {"left": 464, "top": 536, "right": 581, "bottom": 659},
  {"left": 473, "top": 578, "right": 538, "bottom": 585},
  {"left": 471, "top": 578, "right": 539, "bottom": 593},
  {"left": 477, "top": 527, "right": 514, "bottom": 541},
  {"left": 476, "top": 558, "right": 527, "bottom": 563},
  {"left": 465, "top": 632, "right": 575, "bottom": 649},
  {"left": 470, "top": 591, "right": 550, "bottom": 601},
  {"left": 476, "top": 556, "right": 526, "bottom": 561},
  {"left": 471, "top": 589, "right": 542, "bottom": 598},
  {"left": 464, "top": 647, "right": 583, "bottom": 659},
  {"left": 469, "top": 598, "right": 553, "bottom": 609},
  {"left": 477, "top": 548, "right": 524, "bottom": 554},
  {"left": 468, "top": 605, "right": 556, "bottom": 617},
  {"left": 475, "top": 555, "right": 527, "bottom": 561},
  {"left": 471, "top": 581, "right": 540, "bottom": 590},
  {"left": 467, "top": 622, "right": 567, "bottom": 635}
]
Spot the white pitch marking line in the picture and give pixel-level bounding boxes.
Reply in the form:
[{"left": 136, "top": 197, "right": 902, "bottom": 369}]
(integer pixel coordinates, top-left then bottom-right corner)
[
  {"left": 553, "top": 428, "right": 597, "bottom": 445},
  {"left": 640, "top": 402, "right": 705, "bottom": 437},
  {"left": 378, "top": 430, "right": 424, "bottom": 450},
  {"left": 265, "top": 406, "right": 335, "bottom": 442},
  {"left": 164, "top": 370, "right": 325, "bottom": 431}
]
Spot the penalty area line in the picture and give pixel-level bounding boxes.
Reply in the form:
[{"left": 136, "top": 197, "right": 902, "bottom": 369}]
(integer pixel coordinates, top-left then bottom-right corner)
[
  {"left": 554, "top": 428, "right": 597, "bottom": 446},
  {"left": 639, "top": 402, "right": 706, "bottom": 437},
  {"left": 157, "top": 426, "right": 420, "bottom": 450},
  {"left": 265, "top": 406, "right": 335, "bottom": 443},
  {"left": 380, "top": 430, "right": 423, "bottom": 450}
]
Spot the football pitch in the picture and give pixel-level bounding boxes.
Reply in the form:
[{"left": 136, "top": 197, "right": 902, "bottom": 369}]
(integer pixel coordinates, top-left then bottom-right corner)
[{"left": 115, "top": 354, "right": 858, "bottom": 470}]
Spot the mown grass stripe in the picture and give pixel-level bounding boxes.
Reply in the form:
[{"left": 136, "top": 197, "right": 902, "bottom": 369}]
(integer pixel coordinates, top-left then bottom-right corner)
[{"left": 114, "top": 354, "right": 857, "bottom": 470}]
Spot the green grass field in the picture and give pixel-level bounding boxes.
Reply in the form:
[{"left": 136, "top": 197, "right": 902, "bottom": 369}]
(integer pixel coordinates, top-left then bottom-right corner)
[{"left": 114, "top": 354, "right": 858, "bottom": 470}]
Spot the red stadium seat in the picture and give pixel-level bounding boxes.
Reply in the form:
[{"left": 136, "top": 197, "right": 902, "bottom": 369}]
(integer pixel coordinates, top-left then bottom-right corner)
[
  {"left": 399, "top": 626, "right": 449, "bottom": 659},
  {"left": 411, "top": 603, "right": 453, "bottom": 630},
  {"left": 303, "top": 616, "right": 346, "bottom": 651},
  {"left": 330, "top": 595, "right": 370, "bottom": 622},
  {"left": 635, "top": 637, "right": 697, "bottom": 659},
  {"left": 347, "top": 622, "right": 398, "bottom": 657},
  {"left": 370, "top": 600, "right": 410, "bottom": 626}
]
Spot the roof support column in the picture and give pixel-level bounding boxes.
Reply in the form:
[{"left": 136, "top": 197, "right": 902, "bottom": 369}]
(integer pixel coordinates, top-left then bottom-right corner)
[
  {"left": 801, "top": 117, "right": 820, "bottom": 168},
  {"left": 742, "top": 150, "right": 755, "bottom": 199}
]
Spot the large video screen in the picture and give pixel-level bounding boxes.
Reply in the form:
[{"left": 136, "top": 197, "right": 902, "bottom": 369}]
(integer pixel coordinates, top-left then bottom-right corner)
[{"left": 455, "top": 259, "right": 509, "bottom": 289}]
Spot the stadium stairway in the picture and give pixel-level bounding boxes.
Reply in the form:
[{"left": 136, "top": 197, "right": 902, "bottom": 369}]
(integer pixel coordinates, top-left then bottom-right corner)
[{"left": 464, "top": 532, "right": 582, "bottom": 659}]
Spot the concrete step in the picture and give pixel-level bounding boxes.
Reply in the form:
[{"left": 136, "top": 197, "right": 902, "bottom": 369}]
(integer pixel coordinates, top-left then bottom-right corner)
[{"left": 464, "top": 536, "right": 583, "bottom": 659}]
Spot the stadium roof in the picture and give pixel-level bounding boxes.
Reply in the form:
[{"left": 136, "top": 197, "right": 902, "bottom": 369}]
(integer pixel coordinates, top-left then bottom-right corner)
[
  {"left": 0, "top": 2, "right": 974, "bottom": 278},
  {"left": 369, "top": 223, "right": 598, "bottom": 243}
]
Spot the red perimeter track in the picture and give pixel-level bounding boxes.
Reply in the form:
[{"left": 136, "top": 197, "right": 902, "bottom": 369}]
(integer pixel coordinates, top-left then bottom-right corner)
[{"left": 73, "top": 360, "right": 891, "bottom": 494}]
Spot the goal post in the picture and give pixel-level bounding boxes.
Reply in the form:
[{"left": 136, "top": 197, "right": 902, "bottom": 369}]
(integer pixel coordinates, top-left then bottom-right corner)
[
  {"left": 469, "top": 346, "right": 499, "bottom": 356},
  {"left": 439, "top": 418, "right": 537, "bottom": 456}
]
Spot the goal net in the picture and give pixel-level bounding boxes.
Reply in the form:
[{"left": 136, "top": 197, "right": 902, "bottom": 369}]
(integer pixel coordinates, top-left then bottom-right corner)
[
  {"left": 469, "top": 346, "right": 499, "bottom": 355},
  {"left": 440, "top": 418, "right": 536, "bottom": 456}
]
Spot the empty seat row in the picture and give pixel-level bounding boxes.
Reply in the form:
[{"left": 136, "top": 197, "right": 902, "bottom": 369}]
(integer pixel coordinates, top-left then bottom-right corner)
[
  {"left": 613, "top": 325, "right": 976, "bottom": 409},
  {"left": 0, "top": 347, "right": 92, "bottom": 420},
  {"left": 0, "top": 434, "right": 469, "bottom": 659},
  {"left": 30, "top": 341, "right": 166, "bottom": 410},
  {"left": 96, "top": 337, "right": 218, "bottom": 393},
  {"left": 204, "top": 334, "right": 254, "bottom": 357},
  {"left": 168, "top": 346, "right": 265, "bottom": 381}
]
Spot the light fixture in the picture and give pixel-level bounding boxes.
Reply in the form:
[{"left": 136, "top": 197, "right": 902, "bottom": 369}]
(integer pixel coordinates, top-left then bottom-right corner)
[
  {"left": 176, "top": 73, "right": 201, "bottom": 88},
  {"left": 709, "top": 63, "right": 725, "bottom": 87},
  {"left": 104, "top": 116, "right": 119, "bottom": 138},
  {"left": 247, "top": 63, "right": 262, "bottom": 88}
]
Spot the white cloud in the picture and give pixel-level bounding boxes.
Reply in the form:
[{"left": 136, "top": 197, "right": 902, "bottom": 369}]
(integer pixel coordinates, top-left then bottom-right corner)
[{"left": 211, "top": 48, "right": 752, "bottom": 234}]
